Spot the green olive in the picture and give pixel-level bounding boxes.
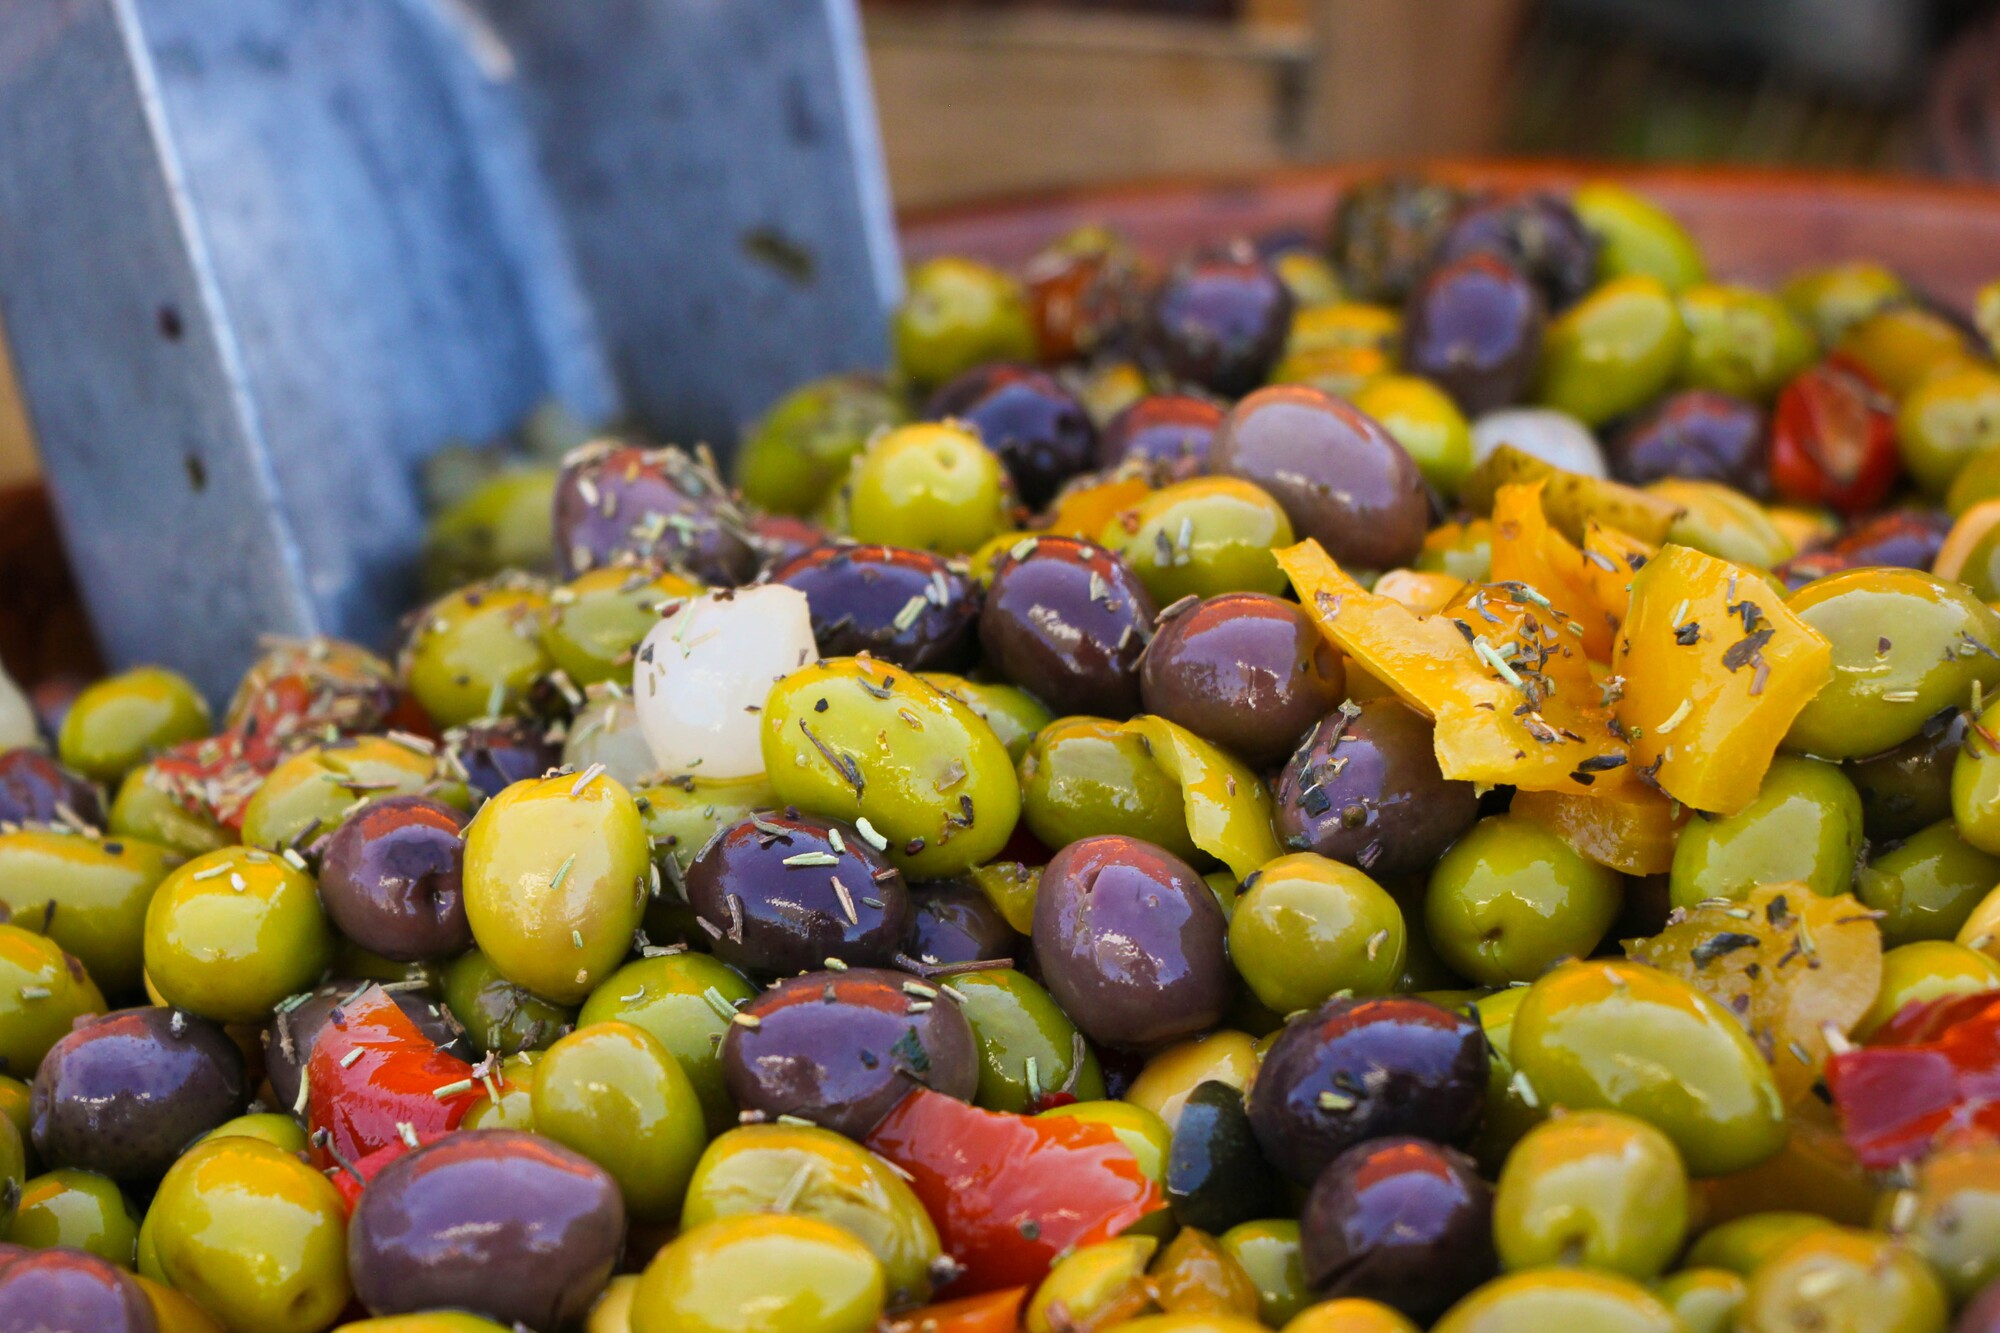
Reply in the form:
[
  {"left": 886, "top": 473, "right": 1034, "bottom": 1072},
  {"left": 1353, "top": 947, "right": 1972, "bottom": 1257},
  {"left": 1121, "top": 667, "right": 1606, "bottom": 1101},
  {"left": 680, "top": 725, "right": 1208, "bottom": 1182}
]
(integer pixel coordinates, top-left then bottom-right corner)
[
  {"left": 952, "top": 966, "right": 1105, "bottom": 1113},
  {"left": 1782, "top": 262, "right": 1908, "bottom": 346},
  {"left": 682, "top": 1124, "right": 941, "bottom": 1308},
  {"left": 1511, "top": 959, "right": 1786, "bottom": 1177},
  {"left": 330, "top": 941, "right": 441, "bottom": 994},
  {"left": 1648, "top": 478, "right": 1794, "bottom": 570},
  {"left": 1677, "top": 284, "right": 1817, "bottom": 402},
  {"left": 1220, "top": 1220, "right": 1310, "bottom": 1327},
  {"left": 197, "top": 1112, "right": 310, "bottom": 1154},
  {"left": 1282, "top": 1300, "right": 1421, "bottom": 1333},
  {"left": 578, "top": 951, "right": 757, "bottom": 1134},
  {"left": 1469, "top": 986, "right": 1544, "bottom": 1173},
  {"left": 401, "top": 576, "right": 554, "bottom": 728},
  {"left": 1102, "top": 478, "right": 1295, "bottom": 606},
  {"left": 1352, "top": 375, "right": 1474, "bottom": 499},
  {"left": 420, "top": 467, "right": 557, "bottom": 596},
  {"left": 149, "top": 1136, "right": 351, "bottom": 1333},
  {"left": 1425, "top": 815, "right": 1621, "bottom": 987},
  {"left": 543, "top": 567, "right": 702, "bottom": 689},
  {"left": 1110, "top": 1315, "right": 1264, "bottom": 1333},
  {"left": 631, "top": 1213, "right": 885, "bottom": 1333},
  {"left": 0, "top": 1076, "right": 33, "bottom": 1174},
  {"left": 1493, "top": 1110, "right": 1690, "bottom": 1279},
  {"left": 843, "top": 423, "right": 1014, "bottom": 556},
  {"left": 1123, "top": 1030, "right": 1261, "bottom": 1130},
  {"left": 1574, "top": 182, "right": 1708, "bottom": 292},
  {"left": 1738, "top": 1227, "right": 1947, "bottom": 1333},
  {"left": 1538, "top": 276, "right": 1688, "bottom": 427},
  {"left": 1686, "top": 1212, "right": 1836, "bottom": 1276},
  {"left": 532, "top": 1021, "right": 706, "bottom": 1224},
  {"left": 1650, "top": 1268, "right": 1745, "bottom": 1333},
  {"left": 1950, "top": 447, "right": 2000, "bottom": 517},
  {"left": 460, "top": 1052, "right": 537, "bottom": 1132},
  {"left": 442, "top": 948, "right": 576, "bottom": 1055},
  {"left": 0, "top": 1111, "right": 20, "bottom": 1237},
  {"left": 1858, "top": 819, "right": 2000, "bottom": 947},
  {"left": 1788, "top": 567, "right": 2000, "bottom": 760},
  {"left": 737, "top": 373, "right": 910, "bottom": 517},
  {"left": 13, "top": 1168, "right": 139, "bottom": 1266},
  {"left": 1019, "top": 717, "right": 1200, "bottom": 864},
  {"left": 337, "top": 1316, "right": 513, "bottom": 1333},
  {"left": 1855, "top": 940, "right": 2000, "bottom": 1039},
  {"left": 1881, "top": 1139, "right": 2000, "bottom": 1303},
  {"left": 0, "top": 831, "right": 173, "bottom": 997},
  {"left": 1231, "top": 853, "right": 1404, "bottom": 1012},
  {"left": 1668, "top": 755, "right": 1862, "bottom": 910},
  {"left": 240, "top": 736, "right": 466, "bottom": 852},
  {"left": 918, "top": 674, "right": 1053, "bottom": 764},
  {"left": 462, "top": 772, "right": 650, "bottom": 1005},
  {"left": 1431, "top": 1268, "right": 1685, "bottom": 1333},
  {"left": 57, "top": 667, "right": 210, "bottom": 784},
  {"left": 893, "top": 256, "right": 1036, "bottom": 391},
  {"left": 1955, "top": 522, "right": 2000, "bottom": 603},
  {"left": 1898, "top": 364, "right": 2000, "bottom": 496},
  {"left": 108, "top": 766, "right": 229, "bottom": 859},
  {"left": 1028, "top": 1235, "right": 1157, "bottom": 1333},
  {"left": 142, "top": 848, "right": 328, "bottom": 1024},
  {"left": 761, "top": 657, "right": 1021, "bottom": 879},
  {"left": 637, "top": 774, "right": 777, "bottom": 876}
]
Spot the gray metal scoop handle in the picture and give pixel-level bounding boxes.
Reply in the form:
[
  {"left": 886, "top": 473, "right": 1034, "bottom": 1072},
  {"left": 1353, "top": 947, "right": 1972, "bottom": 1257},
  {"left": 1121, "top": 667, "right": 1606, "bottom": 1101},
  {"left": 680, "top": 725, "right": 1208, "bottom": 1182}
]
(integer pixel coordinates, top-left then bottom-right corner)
[{"left": 0, "top": 0, "right": 901, "bottom": 702}]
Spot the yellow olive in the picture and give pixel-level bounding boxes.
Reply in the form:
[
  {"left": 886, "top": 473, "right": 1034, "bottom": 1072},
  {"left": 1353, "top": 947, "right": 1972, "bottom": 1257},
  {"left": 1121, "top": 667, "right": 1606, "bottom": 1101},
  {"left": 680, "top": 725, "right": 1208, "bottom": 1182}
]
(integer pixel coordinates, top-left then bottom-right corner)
[{"left": 142, "top": 848, "right": 333, "bottom": 1024}]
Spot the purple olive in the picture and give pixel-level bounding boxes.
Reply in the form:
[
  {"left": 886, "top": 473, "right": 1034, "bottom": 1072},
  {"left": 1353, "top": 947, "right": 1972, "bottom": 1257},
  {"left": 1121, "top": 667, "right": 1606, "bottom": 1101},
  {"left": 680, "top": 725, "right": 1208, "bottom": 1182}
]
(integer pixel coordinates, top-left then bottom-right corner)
[
  {"left": 31, "top": 1008, "right": 246, "bottom": 1182},
  {"left": 440, "top": 718, "right": 560, "bottom": 803},
  {"left": 903, "top": 880, "right": 1018, "bottom": 972},
  {"left": 1326, "top": 176, "right": 1470, "bottom": 304},
  {"left": 721, "top": 968, "right": 978, "bottom": 1139},
  {"left": 1607, "top": 390, "right": 1768, "bottom": 495},
  {"left": 1301, "top": 1136, "right": 1495, "bottom": 1322},
  {"left": 1828, "top": 508, "right": 1953, "bottom": 570},
  {"left": 1141, "top": 242, "right": 1294, "bottom": 397},
  {"left": 0, "top": 750, "right": 101, "bottom": 830},
  {"left": 553, "top": 441, "right": 755, "bottom": 585},
  {"left": 925, "top": 364, "right": 1097, "bottom": 508},
  {"left": 1097, "top": 395, "right": 1225, "bottom": 472},
  {"left": 1248, "top": 995, "right": 1488, "bottom": 1185},
  {"left": 347, "top": 1129, "right": 624, "bottom": 1328},
  {"left": 262, "top": 982, "right": 466, "bottom": 1115},
  {"left": 770, "top": 545, "right": 981, "bottom": 672},
  {"left": 1033, "top": 835, "right": 1234, "bottom": 1050},
  {"left": 1401, "top": 253, "right": 1545, "bottom": 416},
  {"left": 0, "top": 1248, "right": 156, "bottom": 1333},
  {"left": 1432, "top": 194, "right": 1597, "bottom": 311},
  {"left": 1140, "top": 593, "right": 1345, "bottom": 769},
  {"left": 317, "top": 796, "right": 470, "bottom": 962},
  {"left": 979, "top": 536, "right": 1156, "bottom": 718}
]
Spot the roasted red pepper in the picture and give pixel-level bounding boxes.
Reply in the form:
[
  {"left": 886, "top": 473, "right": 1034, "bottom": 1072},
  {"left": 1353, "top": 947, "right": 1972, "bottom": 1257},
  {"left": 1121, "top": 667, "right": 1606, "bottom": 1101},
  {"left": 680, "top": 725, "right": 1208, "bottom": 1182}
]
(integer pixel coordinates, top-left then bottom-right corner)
[
  {"left": 865, "top": 1089, "right": 1165, "bottom": 1295},
  {"left": 305, "top": 984, "right": 485, "bottom": 1175},
  {"left": 1769, "top": 357, "right": 1898, "bottom": 516},
  {"left": 1829, "top": 989, "right": 2000, "bottom": 1170},
  {"left": 882, "top": 1286, "right": 1028, "bottom": 1333}
]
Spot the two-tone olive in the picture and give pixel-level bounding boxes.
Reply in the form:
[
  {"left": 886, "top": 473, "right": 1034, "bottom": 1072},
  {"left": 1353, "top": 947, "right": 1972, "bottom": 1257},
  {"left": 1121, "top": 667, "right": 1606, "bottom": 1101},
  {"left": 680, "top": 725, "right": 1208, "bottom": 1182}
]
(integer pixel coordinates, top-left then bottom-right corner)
[
  {"left": 771, "top": 545, "right": 980, "bottom": 671},
  {"left": 439, "top": 950, "right": 575, "bottom": 1057},
  {"left": 1492, "top": 1110, "right": 1689, "bottom": 1279},
  {"left": 0, "top": 830, "right": 173, "bottom": 998},
  {"left": 721, "top": 968, "right": 977, "bottom": 1138},
  {"left": 1231, "top": 853, "right": 1406, "bottom": 1013},
  {"left": 1167, "top": 1080, "right": 1285, "bottom": 1234},
  {"left": 12, "top": 1169, "right": 141, "bottom": 1265},
  {"left": 925, "top": 363, "right": 1096, "bottom": 507},
  {"left": 0, "top": 749, "right": 103, "bottom": 829},
  {"left": 1668, "top": 755, "right": 1862, "bottom": 910},
  {"left": 1099, "top": 395, "right": 1225, "bottom": 472},
  {"left": 316, "top": 796, "right": 470, "bottom": 963},
  {"left": 1212, "top": 387, "right": 1428, "bottom": 572},
  {"left": 1607, "top": 390, "right": 1767, "bottom": 494},
  {"left": 31, "top": 1008, "right": 245, "bottom": 1183},
  {"left": 631, "top": 1213, "right": 885, "bottom": 1333},
  {"left": 980, "top": 536, "right": 1156, "bottom": 717},
  {"left": 1400, "top": 253, "right": 1544, "bottom": 415},
  {"left": 1142, "top": 243, "right": 1294, "bottom": 397},
  {"left": 264, "top": 981, "right": 466, "bottom": 1112},
  {"left": 142, "top": 848, "right": 332, "bottom": 1024},
  {"left": 1141, "top": 594, "right": 1344, "bottom": 769},
  {"left": 1301, "top": 1137, "right": 1495, "bottom": 1324},
  {"left": 0, "top": 1248, "right": 155, "bottom": 1333},
  {"left": 1848, "top": 707, "right": 1966, "bottom": 842},
  {"left": 1018, "top": 717, "right": 1201, "bottom": 863},
  {"left": 241, "top": 736, "right": 465, "bottom": 854},
  {"left": 1537, "top": 275, "right": 1688, "bottom": 427},
  {"left": 683, "top": 809, "right": 910, "bottom": 977},
  {"left": 1426, "top": 813, "right": 1622, "bottom": 986},
  {"left": 951, "top": 966, "right": 1105, "bottom": 1113},
  {"left": 439, "top": 719, "right": 559, "bottom": 804},
  {"left": 1247, "top": 996, "right": 1487, "bottom": 1185},
  {"left": 552, "top": 441, "right": 754, "bottom": 585},
  {"left": 902, "top": 881, "right": 1017, "bottom": 971},
  {"left": 1103, "top": 477, "right": 1295, "bottom": 606},
  {"left": 1033, "top": 835, "right": 1234, "bottom": 1049},
  {"left": 348, "top": 1129, "right": 624, "bottom": 1328},
  {"left": 107, "top": 766, "right": 228, "bottom": 860}
]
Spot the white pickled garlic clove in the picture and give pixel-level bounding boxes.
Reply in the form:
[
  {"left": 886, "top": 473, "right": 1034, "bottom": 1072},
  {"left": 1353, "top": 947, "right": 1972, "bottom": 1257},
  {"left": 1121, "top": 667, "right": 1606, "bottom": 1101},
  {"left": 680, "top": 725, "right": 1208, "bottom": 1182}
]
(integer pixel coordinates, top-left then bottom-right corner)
[
  {"left": 1470, "top": 407, "right": 1607, "bottom": 478},
  {"left": 0, "top": 660, "right": 33, "bottom": 751},
  {"left": 633, "top": 585, "right": 816, "bottom": 780}
]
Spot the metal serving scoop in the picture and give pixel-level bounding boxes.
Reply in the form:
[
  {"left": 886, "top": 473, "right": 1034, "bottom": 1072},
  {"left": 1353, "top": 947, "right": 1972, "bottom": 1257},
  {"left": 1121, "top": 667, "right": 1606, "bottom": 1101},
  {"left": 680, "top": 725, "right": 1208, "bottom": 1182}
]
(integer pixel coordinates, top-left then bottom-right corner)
[{"left": 0, "top": 0, "right": 900, "bottom": 701}]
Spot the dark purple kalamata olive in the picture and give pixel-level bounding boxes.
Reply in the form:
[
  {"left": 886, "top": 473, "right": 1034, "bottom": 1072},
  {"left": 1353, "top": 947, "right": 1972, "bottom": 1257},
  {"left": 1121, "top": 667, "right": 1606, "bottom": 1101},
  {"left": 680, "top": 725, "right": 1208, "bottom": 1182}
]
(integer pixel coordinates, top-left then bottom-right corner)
[
  {"left": 1248, "top": 995, "right": 1488, "bottom": 1185},
  {"left": 263, "top": 982, "right": 466, "bottom": 1114},
  {"left": 1301, "top": 1136, "right": 1495, "bottom": 1323},
  {"left": 317, "top": 796, "right": 470, "bottom": 962},
  {"left": 925, "top": 364, "right": 1097, "bottom": 508},
  {"left": 0, "top": 749, "right": 101, "bottom": 829},
  {"left": 721, "top": 968, "right": 977, "bottom": 1139},
  {"left": 1849, "top": 706, "right": 1968, "bottom": 843},
  {"left": 0, "top": 1248, "right": 156, "bottom": 1333},
  {"left": 1828, "top": 508, "right": 1953, "bottom": 570},
  {"left": 1326, "top": 176, "right": 1469, "bottom": 305},
  {"left": 441, "top": 718, "right": 560, "bottom": 804},
  {"left": 553, "top": 441, "right": 755, "bottom": 585},
  {"left": 1608, "top": 390, "right": 1768, "bottom": 495},
  {"left": 770, "top": 545, "right": 980, "bottom": 672},
  {"left": 903, "top": 881, "right": 1018, "bottom": 971},
  {"left": 1274, "top": 698, "right": 1479, "bottom": 880},
  {"left": 1141, "top": 243, "right": 1293, "bottom": 397},
  {"left": 1097, "top": 395, "right": 1225, "bottom": 472},
  {"left": 1432, "top": 194, "right": 1597, "bottom": 311},
  {"left": 684, "top": 810, "right": 910, "bottom": 977},
  {"left": 1212, "top": 387, "right": 1428, "bottom": 572},
  {"left": 1401, "top": 253, "right": 1545, "bottom": 416},
  {"left": 1033, "top": 835, "right": 1233, "bottom": 1050},
  {"left": 979, "top": 536, "right": 1156, "bottom": 718},
  {"left": 1141, "top": 593, "right": 1344, "bottom": 768},
  {"left": 31, "top": 1007, "right": 245, "bottom": 1183},
  {"left": 347, "top": 1129, "right": 624, "bottom": 1328}
]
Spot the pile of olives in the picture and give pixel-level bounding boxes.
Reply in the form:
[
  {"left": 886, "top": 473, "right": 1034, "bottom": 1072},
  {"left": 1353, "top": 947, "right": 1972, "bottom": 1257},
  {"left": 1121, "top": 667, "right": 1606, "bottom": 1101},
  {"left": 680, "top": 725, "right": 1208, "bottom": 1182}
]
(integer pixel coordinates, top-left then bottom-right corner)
[{"left": 10, "top": 174, "right": 2000, "bottom": 1333}]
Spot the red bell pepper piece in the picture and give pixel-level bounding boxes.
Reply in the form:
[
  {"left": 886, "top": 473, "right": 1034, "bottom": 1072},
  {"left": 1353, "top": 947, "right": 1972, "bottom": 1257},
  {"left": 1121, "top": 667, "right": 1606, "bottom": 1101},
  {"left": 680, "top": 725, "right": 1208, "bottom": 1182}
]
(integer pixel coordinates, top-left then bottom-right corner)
[
  {"left": 1769, "top": 357, "right": 1898, "bottom": 517},
  {"left": 305, "top": 985, "right": 485, "bottom": 1173},
  {"left": 1828, "top": 989, "right": 2000, "bottom": 1170},
  {"left": 865, "top": 1089, "right": 1165, "bottom": 1296},
  {"left": 883, "top": 1286, "right": 1028, "bottom": 1333}
]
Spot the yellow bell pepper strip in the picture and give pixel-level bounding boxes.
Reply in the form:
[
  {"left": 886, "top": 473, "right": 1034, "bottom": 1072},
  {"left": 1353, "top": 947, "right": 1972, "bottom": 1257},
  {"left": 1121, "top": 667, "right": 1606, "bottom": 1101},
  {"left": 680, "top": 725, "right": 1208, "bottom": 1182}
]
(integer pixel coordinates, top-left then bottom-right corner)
[
  {"left": 1459, "top": 443, "right": 1685, "bottom": 544},
  {"left": 1490, "top": 481, "right": 1620, "bottom": 661},
  {"left": 1579, "top": 520, "right": 1657, "bottom": 628},
  {"left": 1042, "top": 469, "right": 1155, "bottom": 540},
  {"left": 1370, "top": 568, "right": 1465, "bottom": 616},
  {"left": 1613, "top": 544, "right": 1832, "bottom": 816},
  {"left": 1119, "top": 715, "right": 1281, "bottom": 880},
  {"left": 1279, "top": 540, "right": 1630, "bottom": 797},
  {"left": 1511, "top": 783, "right": 1689, "bottom": 876}
]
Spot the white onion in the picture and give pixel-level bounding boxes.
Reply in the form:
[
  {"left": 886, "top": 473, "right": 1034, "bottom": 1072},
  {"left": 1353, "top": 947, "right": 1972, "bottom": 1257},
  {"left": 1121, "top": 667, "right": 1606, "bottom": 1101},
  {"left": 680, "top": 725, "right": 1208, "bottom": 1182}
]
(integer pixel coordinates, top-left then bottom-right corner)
[
  {"left": 1470, "top": 408, "right": 1607, "bottom": 478},
  {"left": 561, "top": 693, "right": 658, "bottom": 789},
  {"left": 0, "top": 662, "right": 31, "bottom": 751},
  {"left": 633, "top": 585, "right": 816, "bottom": 780}
]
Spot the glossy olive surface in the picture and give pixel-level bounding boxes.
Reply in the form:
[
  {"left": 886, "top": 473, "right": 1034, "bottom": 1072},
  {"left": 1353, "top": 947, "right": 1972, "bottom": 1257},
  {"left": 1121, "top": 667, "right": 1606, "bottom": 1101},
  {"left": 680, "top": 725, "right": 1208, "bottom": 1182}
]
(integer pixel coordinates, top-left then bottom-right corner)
[
  {"left": 925, "top": 363, "right": 1096, "bottom": 507},
  {"left": 552, "top": 441, "right": 754, "bottom": 585},
  {"left": 980, "top": 536, "right": 1157, "bottom": 718},
  {"left": 1301, "top": 1137, "right": 1495, "bottom": 1324},
  {"left": 1142, "top": 243, "right": 1294, "bottom": 397},
  {"left": 317, "top": 795, "right": 470, "bottom": 963},
  {"left": 1141, "top": 594, "right": 1345, "bottom": 768},
  {"left": 1099, "top": 395, "right": 1226, "bottom": 471},
  {"left": 0, "top": 1248, "right": 156, "bottom": 1333},
  {"left": 1608, "top": 389, "right": 1767, "bottom": 494},
  {"left": 1401, "top": 253, "right": 1544, "bottom": 416},
  {"left": 771, "top": 544, "right": 981, "bottom": 671},
  {"left": 0, "top": 748, "right": 104, "bottom": 830}
]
